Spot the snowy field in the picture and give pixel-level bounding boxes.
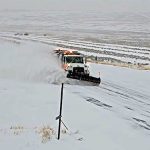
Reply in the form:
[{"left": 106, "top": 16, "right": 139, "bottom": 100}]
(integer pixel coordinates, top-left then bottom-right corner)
[
  {"left": 0, "top": 10, "right": 150, "bottom": 150},
  {"left": 1, "top": 32, "right": 150, "bottom": 69},
  {"left": 1, "top": 10, "right": 150, "bottom": 68},
  {"left": 0, "top": 10, "right": 150, "bottom": 47}
]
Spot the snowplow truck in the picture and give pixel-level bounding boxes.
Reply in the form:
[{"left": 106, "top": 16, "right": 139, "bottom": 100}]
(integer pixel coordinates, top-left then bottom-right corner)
[{"left": 55, "top": 49, "right": 101, "bottom": 84}]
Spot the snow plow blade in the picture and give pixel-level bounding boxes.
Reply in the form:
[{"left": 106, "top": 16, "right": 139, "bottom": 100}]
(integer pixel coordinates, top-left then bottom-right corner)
[{"left": 67, "top": 73, "right": 101, "bottom": 85}]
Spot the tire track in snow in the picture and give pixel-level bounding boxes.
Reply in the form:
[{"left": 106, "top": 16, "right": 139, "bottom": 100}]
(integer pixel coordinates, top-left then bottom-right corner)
[
  {"left": 100, "top": 81, "right": 150, "bottom": 115},
  {"left": 66, "top": 80, "right": 150, "bottom": 132}
]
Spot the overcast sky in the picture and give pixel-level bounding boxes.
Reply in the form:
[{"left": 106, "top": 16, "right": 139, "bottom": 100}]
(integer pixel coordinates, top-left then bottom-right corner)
[{"left": 0, "top": 0, "right": 149, "bottom": 12}]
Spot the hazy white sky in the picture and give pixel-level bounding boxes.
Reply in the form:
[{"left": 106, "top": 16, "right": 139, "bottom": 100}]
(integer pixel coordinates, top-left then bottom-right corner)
[{"left": 0, "top": 0, "right": 149, "bottom": 12}]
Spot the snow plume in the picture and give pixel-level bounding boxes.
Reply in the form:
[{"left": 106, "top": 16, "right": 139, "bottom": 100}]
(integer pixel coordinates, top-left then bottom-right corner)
[{"left": 0, "top": 39, "right": 65, "bottom": 83}]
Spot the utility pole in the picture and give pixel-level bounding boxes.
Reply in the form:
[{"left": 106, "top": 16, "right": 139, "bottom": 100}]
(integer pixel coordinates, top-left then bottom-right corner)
[{"left": 56, "top": 83, "right": 64, "bottom": 140}]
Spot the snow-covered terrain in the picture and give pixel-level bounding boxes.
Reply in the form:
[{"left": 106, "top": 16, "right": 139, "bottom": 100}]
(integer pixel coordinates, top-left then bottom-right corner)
[
  {"left": 0, "top": 34, "right": 150, "bottom": 150},
  {"left": 0, "top": 10, "right": 150, "bottom": 47},
  {"left": 1, "top": 10, "right": 150, "bottom": 69},
  {"left": 0, "top": 10, "right": 150, "bottom": 150},
  {"left": 1, "top": 32, "right": 150, "bottom": 69}
]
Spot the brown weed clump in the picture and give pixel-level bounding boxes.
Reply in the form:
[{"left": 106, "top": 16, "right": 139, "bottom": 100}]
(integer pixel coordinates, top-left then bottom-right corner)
[{"left": 36, "top": 126, "right": 55, "bottom": 143}]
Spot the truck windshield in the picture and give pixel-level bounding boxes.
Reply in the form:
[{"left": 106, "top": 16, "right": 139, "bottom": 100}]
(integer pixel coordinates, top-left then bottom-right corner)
[{"left": 65, "top": 56, "right": 84, "bottom": 63}]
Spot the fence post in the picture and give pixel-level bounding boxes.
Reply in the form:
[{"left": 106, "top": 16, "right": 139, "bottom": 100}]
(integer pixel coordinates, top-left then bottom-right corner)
[{"left": 57, "top": 83, "right": 64, "bottom": 140}]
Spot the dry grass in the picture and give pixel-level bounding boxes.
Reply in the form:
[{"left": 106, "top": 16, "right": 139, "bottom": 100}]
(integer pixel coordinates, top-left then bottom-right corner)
[
  {"left": 36, "top": 125, "right": 55, "bottom": 143},
  {"left": 0, "top": 125, "right": 56, "bottom": 143},
  {"left": 89, "top": 60, "right": 150, "bottom": 71},
  {"left": 10, "top": 126, "right": 24, "bottom": 135},
  {"left": 1, "top": 124, "right": 83, "bottom": 142}
]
